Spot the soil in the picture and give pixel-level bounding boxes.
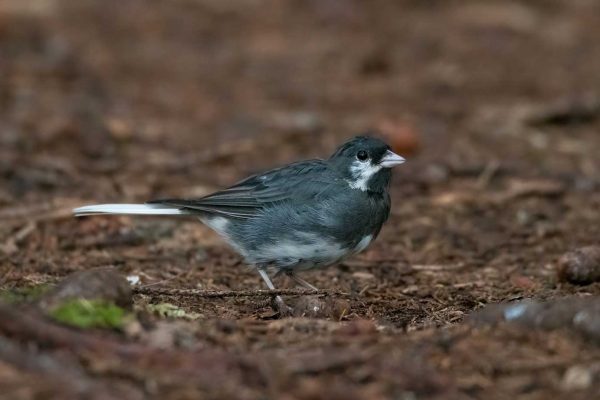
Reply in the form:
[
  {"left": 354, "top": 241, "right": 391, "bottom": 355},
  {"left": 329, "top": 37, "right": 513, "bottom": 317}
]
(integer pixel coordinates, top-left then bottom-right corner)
[{"left": 1, "top": 1, "right": 600, "bottom": 399}]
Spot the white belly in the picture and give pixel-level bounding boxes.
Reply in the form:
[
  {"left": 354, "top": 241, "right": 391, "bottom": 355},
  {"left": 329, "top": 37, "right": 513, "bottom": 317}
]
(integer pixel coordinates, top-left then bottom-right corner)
[{"left": 353, "top": 234, "right": 373, "bottom": 254}]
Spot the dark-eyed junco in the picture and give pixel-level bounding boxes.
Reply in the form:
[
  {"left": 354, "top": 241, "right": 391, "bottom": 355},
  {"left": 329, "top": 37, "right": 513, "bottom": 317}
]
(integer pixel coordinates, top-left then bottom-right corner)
[{"left": 74, "top": 135, "right": 405, "bottom": 311}]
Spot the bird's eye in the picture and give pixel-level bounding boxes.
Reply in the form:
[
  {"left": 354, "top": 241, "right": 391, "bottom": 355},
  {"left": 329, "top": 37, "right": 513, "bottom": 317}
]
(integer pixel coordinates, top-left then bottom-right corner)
[{"left": 356, "top": 150, "right": 369, "bottom": 161}]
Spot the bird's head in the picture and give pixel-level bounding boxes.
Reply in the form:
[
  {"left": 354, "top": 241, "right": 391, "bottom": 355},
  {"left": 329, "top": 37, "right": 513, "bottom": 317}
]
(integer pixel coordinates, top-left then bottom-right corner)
[{"left": 328, "top": 135, "right": 405, "bottom": 193}]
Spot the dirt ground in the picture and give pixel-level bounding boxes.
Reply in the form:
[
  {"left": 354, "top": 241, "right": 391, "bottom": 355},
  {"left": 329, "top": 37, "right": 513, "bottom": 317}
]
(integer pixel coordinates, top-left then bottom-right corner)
[{"left": 1, "top": 1, "right": 600, "bottom": 399}]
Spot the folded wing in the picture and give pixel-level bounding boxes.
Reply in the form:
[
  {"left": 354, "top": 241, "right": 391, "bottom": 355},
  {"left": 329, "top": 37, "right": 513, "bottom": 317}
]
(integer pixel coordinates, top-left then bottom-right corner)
[{"left": 148, "top": 160, "right": 338, "bottom": 219}]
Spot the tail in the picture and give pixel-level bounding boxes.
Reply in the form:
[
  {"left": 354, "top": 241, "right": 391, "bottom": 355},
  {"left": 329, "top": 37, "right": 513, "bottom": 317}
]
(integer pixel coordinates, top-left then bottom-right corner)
[{"left": 73, "top": 203, "right": 188, "bottom": 217}]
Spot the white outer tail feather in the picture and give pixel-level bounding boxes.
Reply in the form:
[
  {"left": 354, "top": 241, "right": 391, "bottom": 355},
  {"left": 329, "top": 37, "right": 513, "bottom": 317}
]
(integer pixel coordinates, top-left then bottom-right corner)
[{"left": 73, "top": 204, "right": 185, "bottom": 217}]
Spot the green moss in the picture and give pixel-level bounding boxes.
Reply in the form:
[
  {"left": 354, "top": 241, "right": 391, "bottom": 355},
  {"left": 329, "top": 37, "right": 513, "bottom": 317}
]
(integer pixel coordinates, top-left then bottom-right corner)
[
  {"left": 147, "top": 303, "right": 201, "bottom": 320},
  {"left": 50, "top": 299, "right": 130, "bottom": 329},
  {"left": 0, "top": 285, "right": 51, "bottom": 304}
]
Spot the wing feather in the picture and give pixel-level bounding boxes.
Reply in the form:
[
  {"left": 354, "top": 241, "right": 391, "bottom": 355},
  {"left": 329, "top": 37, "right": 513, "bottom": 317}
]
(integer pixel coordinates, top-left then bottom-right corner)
[{"left": 148, "top": 160, "right": 338, "bottom": 219}]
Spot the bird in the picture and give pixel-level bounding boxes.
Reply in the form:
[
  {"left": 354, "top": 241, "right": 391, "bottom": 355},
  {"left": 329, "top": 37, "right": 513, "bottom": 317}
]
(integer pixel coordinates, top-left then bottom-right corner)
[{"left": 73, "top": 135, "right": 405, "bottom": 313}]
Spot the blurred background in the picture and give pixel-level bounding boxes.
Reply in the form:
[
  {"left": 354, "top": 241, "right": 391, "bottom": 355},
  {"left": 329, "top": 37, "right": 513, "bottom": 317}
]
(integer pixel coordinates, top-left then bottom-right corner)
[
  {"left": 1, "top": 1, "right": 600, "bottom": 399},
  {"left": 2, "top": 0, "right": 599, "bottom": 204}
]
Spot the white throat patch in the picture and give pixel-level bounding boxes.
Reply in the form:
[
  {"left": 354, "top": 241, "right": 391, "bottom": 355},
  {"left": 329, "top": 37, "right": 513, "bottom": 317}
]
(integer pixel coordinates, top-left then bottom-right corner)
[{"left": 347, "top": 160, "right": 382, "bottom": 191}]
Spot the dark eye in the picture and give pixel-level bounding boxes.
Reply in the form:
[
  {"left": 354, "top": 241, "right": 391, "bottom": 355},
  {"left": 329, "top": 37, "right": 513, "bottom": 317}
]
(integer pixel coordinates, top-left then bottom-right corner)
[{"left": 356, "top": 150, "right": 369, "bottom": 161}]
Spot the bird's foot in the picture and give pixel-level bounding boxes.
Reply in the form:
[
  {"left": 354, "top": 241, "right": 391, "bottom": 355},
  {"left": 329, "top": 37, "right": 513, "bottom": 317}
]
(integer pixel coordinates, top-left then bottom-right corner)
[
  {"left": 272, "top": 295, "right": 293, "bottom": 317},
  {"left": 258, "top": 268, "right": 294, "bottom": 316},
  {"left": 285, "top": 271, "right": 319, "bottom": 292}
]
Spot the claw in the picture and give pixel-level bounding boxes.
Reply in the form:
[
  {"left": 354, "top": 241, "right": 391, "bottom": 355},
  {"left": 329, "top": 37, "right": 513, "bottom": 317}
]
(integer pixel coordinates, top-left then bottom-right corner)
[{"left": 273, "top": 295, "right": 293, "bottom": 317}]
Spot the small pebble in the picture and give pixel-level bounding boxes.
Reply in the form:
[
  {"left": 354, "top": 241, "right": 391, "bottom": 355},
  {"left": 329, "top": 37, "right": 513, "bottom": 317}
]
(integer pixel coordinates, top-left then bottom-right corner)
[
  {"left": 573, "top": 309, "right": 600, "bottom": 343},
  {"left": 561, "top": 365, "right": 593, "bottom": 391},
  {"left": 557, "top": 246, "right": 600, "bottom": 285}
]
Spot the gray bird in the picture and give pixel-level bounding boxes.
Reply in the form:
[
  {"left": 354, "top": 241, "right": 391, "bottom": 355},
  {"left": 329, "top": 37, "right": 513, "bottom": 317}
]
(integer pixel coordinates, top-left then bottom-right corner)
[{"left": 74, "top": 135, "right": 405, "bottom": 312}]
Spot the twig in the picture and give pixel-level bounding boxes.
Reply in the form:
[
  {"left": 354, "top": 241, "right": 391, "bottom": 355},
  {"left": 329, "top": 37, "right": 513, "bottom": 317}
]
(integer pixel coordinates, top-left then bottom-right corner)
[
  {"left": 133, "top": 287, "right": 347, "bottom": 298},
  {"left": 476, "top": 160, "right": 500, "bottom": 188}
]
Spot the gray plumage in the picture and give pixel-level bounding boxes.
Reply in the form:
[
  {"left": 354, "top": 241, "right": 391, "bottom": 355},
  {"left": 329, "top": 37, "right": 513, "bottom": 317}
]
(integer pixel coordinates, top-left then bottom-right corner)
[{"left": 73, "top": 135, "right": 405, "bottom": 303}]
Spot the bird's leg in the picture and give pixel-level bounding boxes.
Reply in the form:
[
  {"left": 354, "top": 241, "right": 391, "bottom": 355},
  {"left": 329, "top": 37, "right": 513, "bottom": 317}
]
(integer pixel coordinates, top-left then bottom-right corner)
[
  {"left": 257, "top": 267, "right": 292, "bottom": 315},
  {"left": 285, "top": 270, "right": 319, "bottom": 292}
]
